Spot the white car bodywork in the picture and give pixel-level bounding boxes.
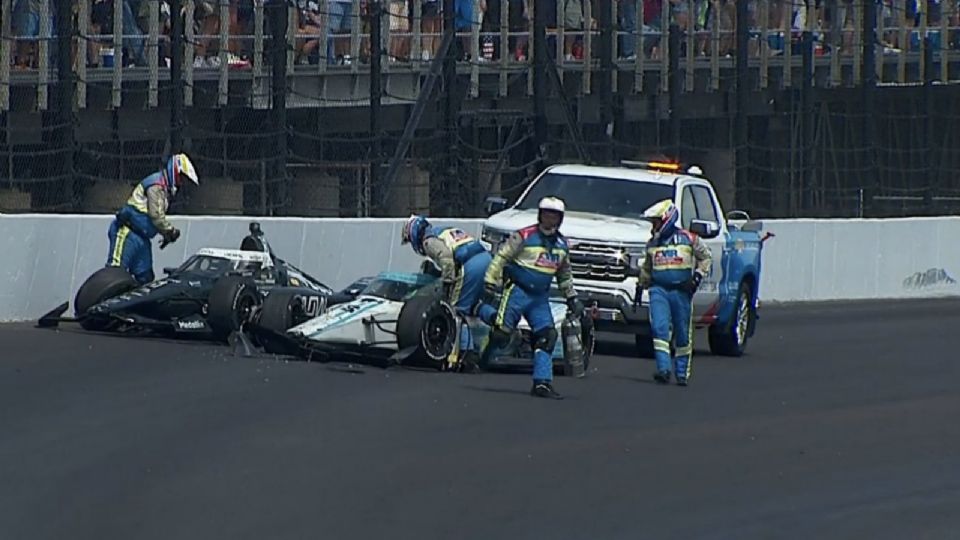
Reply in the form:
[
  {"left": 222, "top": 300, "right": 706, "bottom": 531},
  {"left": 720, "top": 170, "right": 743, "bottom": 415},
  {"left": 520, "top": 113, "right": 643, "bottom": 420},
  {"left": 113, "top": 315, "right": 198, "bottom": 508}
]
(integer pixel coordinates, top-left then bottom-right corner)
[{"left": 284, "top": 273, "right": 575, "bottom": 359}]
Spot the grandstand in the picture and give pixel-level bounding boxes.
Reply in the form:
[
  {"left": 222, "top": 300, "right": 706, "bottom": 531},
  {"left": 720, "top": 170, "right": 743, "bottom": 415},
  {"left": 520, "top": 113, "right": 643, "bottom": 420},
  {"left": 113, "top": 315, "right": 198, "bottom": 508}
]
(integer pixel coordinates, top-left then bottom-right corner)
[{"left": 2, "top": 0, "right": 960, "bottom": 217}]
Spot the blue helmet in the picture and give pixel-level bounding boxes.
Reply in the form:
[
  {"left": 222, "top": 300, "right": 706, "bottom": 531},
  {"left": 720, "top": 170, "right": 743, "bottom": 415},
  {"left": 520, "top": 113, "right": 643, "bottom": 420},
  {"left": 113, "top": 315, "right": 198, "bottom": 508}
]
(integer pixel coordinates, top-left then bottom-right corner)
[{"left": 401, "top": 214, "right": 431, "bottom": 255}]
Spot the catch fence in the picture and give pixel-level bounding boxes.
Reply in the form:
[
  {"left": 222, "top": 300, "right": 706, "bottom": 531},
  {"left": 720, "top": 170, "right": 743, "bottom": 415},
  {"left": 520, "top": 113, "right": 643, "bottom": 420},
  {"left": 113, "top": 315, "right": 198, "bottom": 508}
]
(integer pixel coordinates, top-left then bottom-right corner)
[{"left": 2, "top": 0, "right": 960, "bottom": 218}]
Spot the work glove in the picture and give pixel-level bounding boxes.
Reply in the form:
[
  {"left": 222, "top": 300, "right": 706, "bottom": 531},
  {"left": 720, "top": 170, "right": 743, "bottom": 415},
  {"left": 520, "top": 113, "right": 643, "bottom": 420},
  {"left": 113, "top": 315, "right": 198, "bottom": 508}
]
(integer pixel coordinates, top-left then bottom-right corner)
[
  {"left": 634, "top": 284, "right": 644, "bottom": 308},
  {"left": 684, "top": 272, "right": 703, "bottom": 295},
  {"left": 159, "top": 227, "right": 181, "bottom": 249},
  {"left": 566, "top": 296, "right": 584, "bottom": 318}
]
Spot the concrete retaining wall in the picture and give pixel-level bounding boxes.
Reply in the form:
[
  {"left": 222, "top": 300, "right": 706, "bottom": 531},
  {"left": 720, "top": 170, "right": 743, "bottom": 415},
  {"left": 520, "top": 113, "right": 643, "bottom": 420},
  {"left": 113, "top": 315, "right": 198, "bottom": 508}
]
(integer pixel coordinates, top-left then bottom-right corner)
[{"left": 1, "top": 214, "right": 958, "bottom": 321}]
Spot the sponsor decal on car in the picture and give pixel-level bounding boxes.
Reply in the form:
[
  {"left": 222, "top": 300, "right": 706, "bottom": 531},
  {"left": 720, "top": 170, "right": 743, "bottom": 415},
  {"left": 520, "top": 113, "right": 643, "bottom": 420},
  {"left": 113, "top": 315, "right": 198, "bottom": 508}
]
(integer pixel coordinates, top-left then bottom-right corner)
[{"left": 176, "top": 319, "right": 207, "bottom": 330}]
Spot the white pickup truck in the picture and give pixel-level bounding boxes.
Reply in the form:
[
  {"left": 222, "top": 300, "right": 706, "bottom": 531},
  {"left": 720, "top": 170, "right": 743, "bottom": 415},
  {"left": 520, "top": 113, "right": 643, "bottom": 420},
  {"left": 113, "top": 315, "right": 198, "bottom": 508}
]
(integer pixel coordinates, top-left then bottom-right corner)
[{"left": 479, "top": 161, "right": 770, "bottom": 357}]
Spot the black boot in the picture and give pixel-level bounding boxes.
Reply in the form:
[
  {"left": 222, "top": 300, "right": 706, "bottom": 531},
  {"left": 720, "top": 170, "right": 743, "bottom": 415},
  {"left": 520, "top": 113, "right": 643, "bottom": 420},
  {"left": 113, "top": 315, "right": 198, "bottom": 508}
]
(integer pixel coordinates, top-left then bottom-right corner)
[
  {"left": 530, "top": 381, "right": 564, "bottom": 400},
  {"left": 653, "top": 371, "right": 671, "bottom": 384},
  {"left": 458, "top": 351, "right": 482, "bottom": 374}
]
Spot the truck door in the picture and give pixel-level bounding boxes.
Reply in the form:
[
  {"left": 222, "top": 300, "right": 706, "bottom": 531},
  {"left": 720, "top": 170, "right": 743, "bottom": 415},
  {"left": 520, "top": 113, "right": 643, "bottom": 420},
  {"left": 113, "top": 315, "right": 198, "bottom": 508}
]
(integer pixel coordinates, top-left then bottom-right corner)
[{"left": 678, "top": 184, "right": 723, "bottom": 319}]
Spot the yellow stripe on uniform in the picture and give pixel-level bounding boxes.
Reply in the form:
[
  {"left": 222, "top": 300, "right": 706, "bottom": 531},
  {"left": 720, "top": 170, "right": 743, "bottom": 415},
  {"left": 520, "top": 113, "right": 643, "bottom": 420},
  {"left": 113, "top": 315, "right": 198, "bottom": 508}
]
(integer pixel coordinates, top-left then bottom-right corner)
[
  {"left": 495, "top": 284, "right": 515, "bottom": 328},
  {"left": 653, "top": 338, "right": 671, "bottom": 354},
  {"left": 449, "top": 269, "right": 465, "bottom": 306},
  {"left": 110, "top": 226, "right": 131, "bottom": 266},
  {"left": 681, "top": 308, "right": 694, "bottom": 380}
]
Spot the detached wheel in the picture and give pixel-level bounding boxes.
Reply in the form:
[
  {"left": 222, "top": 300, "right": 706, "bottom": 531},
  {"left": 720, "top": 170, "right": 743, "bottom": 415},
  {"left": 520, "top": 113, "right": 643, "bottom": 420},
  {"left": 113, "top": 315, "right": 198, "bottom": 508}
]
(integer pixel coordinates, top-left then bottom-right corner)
[
  {"left": 207, "top": 276, "right": 261, "bottom": 342},
  {"left": 396, "top": 294, "right": 457, "bottom": 369},
  {"left": 74, "top": 267, "right": 139, "bottom": 331},
  {"left": 257, "top": 290, "right": 311, "bottom": 355},
  {"left": 709, "top": 281, "right": 755, "bottom": 357}
]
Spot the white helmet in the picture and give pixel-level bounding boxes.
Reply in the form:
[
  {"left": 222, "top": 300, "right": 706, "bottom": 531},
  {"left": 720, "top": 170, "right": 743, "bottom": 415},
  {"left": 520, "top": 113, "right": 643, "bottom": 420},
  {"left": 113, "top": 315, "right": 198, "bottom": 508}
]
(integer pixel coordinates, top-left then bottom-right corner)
[
  {"left": 537, "top": 196, "right": 566, "bottom": 235},
  {"left": 165, "top": 153, "right": 199, "bottom": 197}
]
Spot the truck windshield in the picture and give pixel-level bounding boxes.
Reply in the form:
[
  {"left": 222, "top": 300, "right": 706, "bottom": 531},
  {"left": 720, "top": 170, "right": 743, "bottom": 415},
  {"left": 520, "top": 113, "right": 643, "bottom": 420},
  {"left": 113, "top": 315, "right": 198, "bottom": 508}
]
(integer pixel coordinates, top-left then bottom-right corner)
[{"left": 517, "top": 173, "right": 674, "bottom": 219}]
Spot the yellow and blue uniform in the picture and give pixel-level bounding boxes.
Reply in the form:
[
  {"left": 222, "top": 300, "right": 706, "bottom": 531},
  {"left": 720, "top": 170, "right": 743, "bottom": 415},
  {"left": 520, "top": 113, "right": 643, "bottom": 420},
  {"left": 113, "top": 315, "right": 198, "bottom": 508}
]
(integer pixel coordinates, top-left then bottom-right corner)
[
  {"left": 106, "top": 172, "right": 173, "bottom": 284},
  {"left": 421, "top": 225, "right": 493, "bottom": 321},
  {"left": 639, "top": 205, "right": 712, "bottom": 384},
  {"left": 482, "top": 224, "right": 577, "bottom": 382}
]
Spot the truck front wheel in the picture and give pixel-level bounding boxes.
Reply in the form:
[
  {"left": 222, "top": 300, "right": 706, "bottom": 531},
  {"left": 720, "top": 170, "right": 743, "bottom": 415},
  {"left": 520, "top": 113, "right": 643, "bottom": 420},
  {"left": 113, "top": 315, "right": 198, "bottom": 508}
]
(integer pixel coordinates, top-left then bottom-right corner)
[{"left": 708, "top": 281, "right": 755, "bottom": 357}]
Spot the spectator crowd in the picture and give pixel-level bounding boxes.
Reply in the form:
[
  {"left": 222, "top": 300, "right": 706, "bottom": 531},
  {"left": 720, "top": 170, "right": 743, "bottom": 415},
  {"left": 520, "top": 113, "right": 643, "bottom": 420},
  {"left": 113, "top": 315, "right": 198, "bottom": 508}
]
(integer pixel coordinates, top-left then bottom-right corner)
[{"left": 6, "top": 0, "right": 960, "bottom": 70}]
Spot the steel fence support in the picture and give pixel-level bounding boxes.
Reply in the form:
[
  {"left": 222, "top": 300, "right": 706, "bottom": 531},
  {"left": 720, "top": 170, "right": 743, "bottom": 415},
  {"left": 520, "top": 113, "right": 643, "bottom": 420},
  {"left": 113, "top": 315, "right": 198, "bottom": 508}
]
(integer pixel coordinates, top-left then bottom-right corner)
[
  {"left": 533, "top": 0, "right": 548, "bottom": 155},
  {"left": 801, "top": 26, "right": 814, "bottom": 212},
  {"left": 380, "top": 32, "right": 455, "bottom": 210},
  {"left": 861, "top": 0, "right": 877, "bottom": 217},
  {"left": 598, "top": 0, "right": 616, "bottom": 165},
  {"left": 269, "top": 0, "right": 289, "bottom": 215},
  {"left": 57, "top": 0, "right": 76, "bottom": 209},
  {"left": 170, "top": 0, "right": 185, "bottom": 154},
  {"left": 370, "top": 0, "right": 384, "bottom": 215},
  {"left": 668, "top": 23, "right": 681, "bottom": 158},
  {"left": 734, "top": 0, "right": 750, "bottom": 209},
  {"left": 442, "top": 0, "right": 458, "bottom": 212}
]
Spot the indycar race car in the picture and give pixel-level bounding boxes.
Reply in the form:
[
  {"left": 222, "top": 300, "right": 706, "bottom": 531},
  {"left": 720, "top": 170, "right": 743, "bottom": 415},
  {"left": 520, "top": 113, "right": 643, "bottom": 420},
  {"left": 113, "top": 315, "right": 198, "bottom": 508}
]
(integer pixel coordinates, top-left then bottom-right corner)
[
  {"left": 38, "top": 222, "right": 344, "bottom": 341},
  {"left": 249, "top": 270, "right": 596, "bottom": 377}
]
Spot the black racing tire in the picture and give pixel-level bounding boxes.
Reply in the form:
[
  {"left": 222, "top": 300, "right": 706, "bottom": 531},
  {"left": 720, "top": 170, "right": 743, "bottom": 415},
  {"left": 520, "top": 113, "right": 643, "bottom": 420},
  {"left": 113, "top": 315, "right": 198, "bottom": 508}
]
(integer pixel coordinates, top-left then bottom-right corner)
[
  {"left": 207, "top": 276, "right": 261, "bottom": 342},
  {"left": 257, "top": 290, "right": 308, "bottom": 355},
  {"left": 74, "top": 267, "right": 139, "bottom": 331},
  {"left": 396, "top": 294, "right": 457, "bottom": 370},
  {"left": 708, "top": 281, "right": 755, "bottom": 357}
]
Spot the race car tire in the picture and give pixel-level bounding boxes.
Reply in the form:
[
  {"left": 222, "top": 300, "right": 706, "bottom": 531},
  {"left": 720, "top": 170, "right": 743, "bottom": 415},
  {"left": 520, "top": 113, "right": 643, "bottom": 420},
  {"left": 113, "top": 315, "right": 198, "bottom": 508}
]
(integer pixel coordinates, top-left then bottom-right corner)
[
  {"left": 257, "top": 290, "right": 307, "bottom": 355},
  {"left": 74, "top": 267, "right": 139, "bottom": 331},
  {"left": 396, "top": 295, "right": 457, "bottom": 369},
  {"left": 708, "top": 281, "right": 755, "bottom": 357},
  {"left": 208, "top": 276, "right": 261, "bottom": 342}
]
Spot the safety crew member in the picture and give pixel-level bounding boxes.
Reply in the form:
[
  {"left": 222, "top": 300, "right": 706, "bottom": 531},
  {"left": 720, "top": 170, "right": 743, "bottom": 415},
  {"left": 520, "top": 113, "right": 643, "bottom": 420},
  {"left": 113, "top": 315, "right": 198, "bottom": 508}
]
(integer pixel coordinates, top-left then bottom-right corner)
[
  {"left": 638, "top": 199, "right": 712, "bottom": 386},
  {"left": 481, "top": 196, "right": 584, "bottom": 400},
  {"left": 401, "top": 214, "right": 494, "bottom": 323},
  {"left": 106, "top": 153, "right": 199, "bottom": 284}
]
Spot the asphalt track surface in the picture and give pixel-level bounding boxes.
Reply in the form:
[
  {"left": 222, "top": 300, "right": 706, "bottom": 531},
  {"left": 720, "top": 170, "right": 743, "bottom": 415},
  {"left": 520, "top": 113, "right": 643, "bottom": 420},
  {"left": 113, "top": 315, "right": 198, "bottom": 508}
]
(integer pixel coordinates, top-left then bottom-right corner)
[{"left": 2, "top": 299, "right": 959, "bottom": 540}]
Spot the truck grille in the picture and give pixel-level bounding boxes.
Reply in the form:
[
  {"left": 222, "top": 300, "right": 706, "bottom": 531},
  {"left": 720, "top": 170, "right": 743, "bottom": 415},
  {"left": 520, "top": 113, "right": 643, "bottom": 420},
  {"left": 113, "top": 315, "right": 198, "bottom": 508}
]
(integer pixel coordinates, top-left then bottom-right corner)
[{"left": 568, "top": 239, "right": 645, "bottom": 282}]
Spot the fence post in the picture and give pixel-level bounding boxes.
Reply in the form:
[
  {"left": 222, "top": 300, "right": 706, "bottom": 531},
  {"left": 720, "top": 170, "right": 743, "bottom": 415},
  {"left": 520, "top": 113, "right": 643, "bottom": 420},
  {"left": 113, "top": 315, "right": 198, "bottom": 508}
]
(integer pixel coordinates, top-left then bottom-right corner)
[
  {"left": 801, "top": 20, "right": 814, "bottom": 213},
  {"left": 442, "top": 0, "right": 459, "bottom": 212},
  {"left": 923, "top": 5, "right": 935, "bottom": 213},
  {"left": 370, "top": 0, "right": 383, "bottom": 214},
  {"left": 57, "top": 0, "right": 76, "bottom": 209},
  {"left": 533, "top": 0, "right": 548, "bottom": 156},
  {"left": 170, "top": 0, "right": 184, "bottom": 154},
  {"left": 734, "top": 0, "right": 749, "bottom": 209},
  {"left": 861, "top": 0, "right": 877, "bottom": 217},
  {"left": 598, "top": 0, "right": 615, "bottom": 164},
  {"left": 269, "top": 0, "right": 289, "bottom": 215},
  {"left": 668, "top": 23, "right": 681, "bottom": 158}
]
